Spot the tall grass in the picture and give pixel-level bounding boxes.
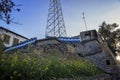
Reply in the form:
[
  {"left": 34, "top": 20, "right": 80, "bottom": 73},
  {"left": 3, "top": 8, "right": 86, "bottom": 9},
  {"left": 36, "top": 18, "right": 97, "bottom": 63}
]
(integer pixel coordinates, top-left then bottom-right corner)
[{"left": 0, "top": 52, "right": 103, "bottom": 80}]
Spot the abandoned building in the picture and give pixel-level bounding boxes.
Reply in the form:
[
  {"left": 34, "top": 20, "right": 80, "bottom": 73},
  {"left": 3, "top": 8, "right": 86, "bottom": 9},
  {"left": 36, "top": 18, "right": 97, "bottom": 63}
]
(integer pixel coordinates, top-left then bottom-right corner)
[
  {"left": 4, "top": 29, "right": 120, "bottom": 79},
  {"left": 0, "top": 27, "right": 28, "bottom": 47},
  {"left": 0, "top": 0, "right": 119, "bottom": 79}
]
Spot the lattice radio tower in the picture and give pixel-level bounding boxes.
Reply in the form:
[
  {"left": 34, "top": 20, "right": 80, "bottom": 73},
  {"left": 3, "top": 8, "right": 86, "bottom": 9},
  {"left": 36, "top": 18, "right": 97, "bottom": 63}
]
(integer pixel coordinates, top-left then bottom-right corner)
[{"left": 45, "top": 0, "right": 67, "bottom": 37}]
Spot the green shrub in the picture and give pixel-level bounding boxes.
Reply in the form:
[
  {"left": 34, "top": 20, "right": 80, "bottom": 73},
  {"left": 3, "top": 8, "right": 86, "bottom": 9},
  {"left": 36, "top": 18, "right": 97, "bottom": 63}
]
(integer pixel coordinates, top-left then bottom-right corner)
[{"left": 0, "top": 52, "right": 103, "bottom": 80}]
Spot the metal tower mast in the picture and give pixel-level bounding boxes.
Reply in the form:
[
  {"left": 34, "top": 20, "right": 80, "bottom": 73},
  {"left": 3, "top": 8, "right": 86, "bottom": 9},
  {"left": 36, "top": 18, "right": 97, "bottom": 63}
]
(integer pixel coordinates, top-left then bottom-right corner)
[
  {"left": 82, "top": 12, "right": 88, "bottom": 31},
  {"left": 45, "top": 0, "right": 67, "bottom": 37}
]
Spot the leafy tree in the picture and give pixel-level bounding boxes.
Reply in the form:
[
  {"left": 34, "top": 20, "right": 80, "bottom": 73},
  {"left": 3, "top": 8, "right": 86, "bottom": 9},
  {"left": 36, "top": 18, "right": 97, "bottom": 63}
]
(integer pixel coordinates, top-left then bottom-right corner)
[
  {"left": 98, "top": 21, "right": 120, "bottom": 55},
  {"left": 115, "top": 29, "right": 120, "bottom": 53},
  {"left": 0, "top": 0, "right": 20, "bottom": 24}
]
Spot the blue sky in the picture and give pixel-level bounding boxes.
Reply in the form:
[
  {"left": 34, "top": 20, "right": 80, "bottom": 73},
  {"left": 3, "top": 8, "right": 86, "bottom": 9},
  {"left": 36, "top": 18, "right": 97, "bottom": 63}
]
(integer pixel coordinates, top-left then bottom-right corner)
[{"left": 0, "top": 0, "right": 120, "bottom": 39}]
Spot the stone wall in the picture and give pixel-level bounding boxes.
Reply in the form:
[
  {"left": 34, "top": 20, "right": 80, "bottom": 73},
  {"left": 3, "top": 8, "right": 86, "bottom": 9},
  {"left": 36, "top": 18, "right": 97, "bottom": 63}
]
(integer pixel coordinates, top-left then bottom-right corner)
[
  {"left": 21, "top": 30, "right": 120, "bottom": 79},
  {"left": 73, "top": 30, "right": 120, "bottom": 79}
]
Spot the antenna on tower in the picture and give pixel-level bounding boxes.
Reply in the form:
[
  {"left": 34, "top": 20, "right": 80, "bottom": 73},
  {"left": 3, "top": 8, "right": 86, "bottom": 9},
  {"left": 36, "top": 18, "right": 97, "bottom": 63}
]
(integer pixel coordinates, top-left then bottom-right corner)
[
  {"left": 45, "top": 0, "right": 67, "bottom": 37},
  {"left": 82, "top": 12, "right": 88, "bottom": 31}
]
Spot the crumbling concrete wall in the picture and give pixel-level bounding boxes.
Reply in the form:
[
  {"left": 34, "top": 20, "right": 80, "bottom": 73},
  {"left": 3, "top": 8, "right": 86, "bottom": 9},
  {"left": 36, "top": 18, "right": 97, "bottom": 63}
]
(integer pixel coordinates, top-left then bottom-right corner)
[
  {"left": 74, "top": 30, "right": 120, "bottom": 79},
  {"left": 29, "top": 30, "right": 120, "bottom": 79}
]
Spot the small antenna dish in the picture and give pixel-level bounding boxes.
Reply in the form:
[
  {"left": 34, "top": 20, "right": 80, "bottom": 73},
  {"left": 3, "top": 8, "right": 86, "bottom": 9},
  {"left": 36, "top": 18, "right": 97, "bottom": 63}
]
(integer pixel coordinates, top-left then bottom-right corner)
[{"left": 82, "top": 12, "right": 88, "bottom": 31}]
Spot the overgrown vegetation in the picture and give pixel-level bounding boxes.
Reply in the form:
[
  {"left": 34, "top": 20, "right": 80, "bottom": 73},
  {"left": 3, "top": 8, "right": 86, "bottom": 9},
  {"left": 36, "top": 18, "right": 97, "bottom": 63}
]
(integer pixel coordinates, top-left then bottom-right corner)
[{"left": 0, "top": 51, "right": 104, "bottom": 80}]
